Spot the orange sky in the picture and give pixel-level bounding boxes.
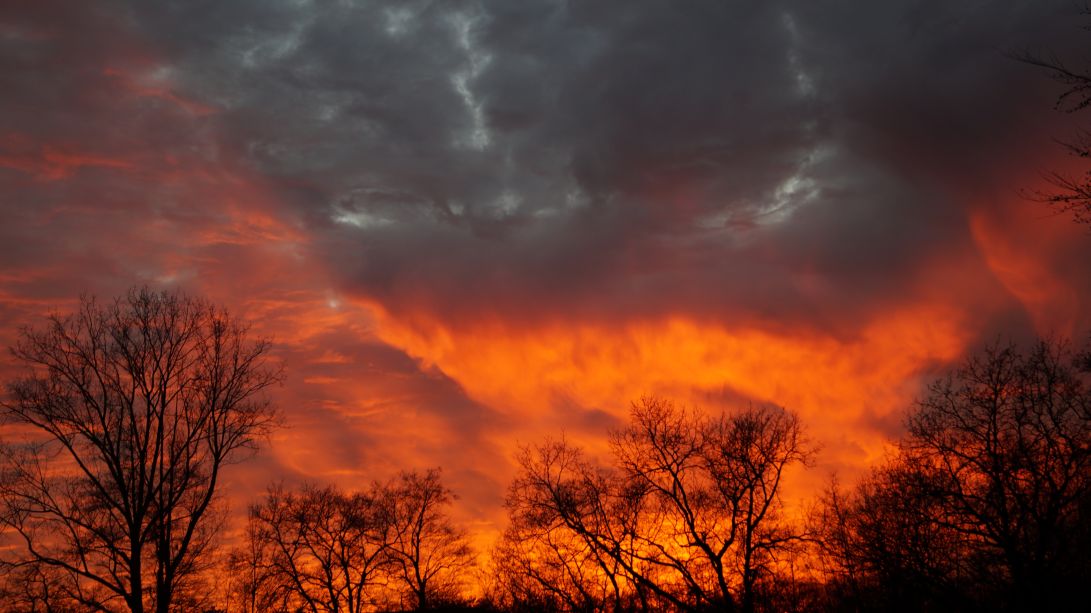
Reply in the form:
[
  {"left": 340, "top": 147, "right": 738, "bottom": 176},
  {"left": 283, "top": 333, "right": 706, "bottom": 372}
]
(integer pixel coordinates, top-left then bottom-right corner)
[{"left": 2, "top": 0, "right": 1091, "bottom": 555}]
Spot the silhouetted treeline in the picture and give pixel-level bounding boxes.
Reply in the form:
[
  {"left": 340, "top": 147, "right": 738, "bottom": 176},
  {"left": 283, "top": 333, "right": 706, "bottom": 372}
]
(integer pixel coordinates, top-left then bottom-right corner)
[
  {"left": 487, "top": 399, "right": 809, "bottom": 613},
  {"left": 813, "top": 340, "right": 1091, "bottom": 613},
  {"left": 0, "top": 289, "right": 1088, "bottom": 612},
  {"left": 225, "top": 469, "right": 474, "bottom": 613}
]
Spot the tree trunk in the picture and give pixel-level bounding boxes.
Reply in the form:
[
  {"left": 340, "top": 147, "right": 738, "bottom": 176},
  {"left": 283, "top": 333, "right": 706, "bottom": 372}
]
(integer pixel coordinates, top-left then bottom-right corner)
[{"left": 129, "top": 544, "right": 145, "bottom": 613}]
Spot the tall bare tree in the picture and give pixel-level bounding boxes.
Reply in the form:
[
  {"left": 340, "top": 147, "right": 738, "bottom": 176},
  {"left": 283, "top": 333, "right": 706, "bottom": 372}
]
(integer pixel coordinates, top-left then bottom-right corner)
[
  {"left": 612, "top": 399, "right": 809, "bottom": 613},
  {"left": 0, "top": 287, "right": 281, "bottom": 613},
  {"left": 389, "top": 469, "right": 476, "bottom": 611},
  {"left": 903, "top": 339, "right": 1091, "bottom": 610},
  {"left": 236, "top": 483, "right": 394, "bottom": 613},
  {"left": 504, "top": 398, "right": 811, "bottom": 613},
  {"left": 813, "top": 468, "right": 977, "bottom": 612},
  {"left": 502, "top": 439, "right": 638, "bottom": 612},
  {"left": 817, "top": 338, "right": 1091, "bottom": 612},
  {"left": 1013, "top": 11, "right": 1091, "bottom": 224},
  {"left": 231, "top": 469, "right": 474, "bottom": 612}
]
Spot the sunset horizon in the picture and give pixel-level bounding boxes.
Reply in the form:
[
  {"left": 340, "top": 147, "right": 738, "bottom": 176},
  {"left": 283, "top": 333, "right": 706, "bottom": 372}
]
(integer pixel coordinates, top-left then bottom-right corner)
[{"left": 1, "top": 1, "right": 1089, "bottom": 611}]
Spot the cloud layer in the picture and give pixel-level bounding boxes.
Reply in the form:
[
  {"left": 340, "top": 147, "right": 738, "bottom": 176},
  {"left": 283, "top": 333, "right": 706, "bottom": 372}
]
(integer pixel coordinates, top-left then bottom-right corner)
[{"left": 2, "top": 0, "right": 1090, "bottom": 535}]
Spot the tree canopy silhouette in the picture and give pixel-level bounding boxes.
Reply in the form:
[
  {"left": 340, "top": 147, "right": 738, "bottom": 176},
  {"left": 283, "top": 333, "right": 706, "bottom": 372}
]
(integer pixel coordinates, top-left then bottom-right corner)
[
  {"left": 817, "top": 339, "right": 1091, "bottom": 612},
  {"left": 500, "top": 398, "right": 810, "bottom": 613},
  {"left": 0, "top": 287, "right": 281, "bottom": 613},
  {"left": 230, "top": 482, "right": 394, "bottom": 613},
  {"left": 1015, "top": 13, "right": 1091, "bottom": 224},
  {"left": 230, "top": 469, "right": 475, "bottom": 612}
]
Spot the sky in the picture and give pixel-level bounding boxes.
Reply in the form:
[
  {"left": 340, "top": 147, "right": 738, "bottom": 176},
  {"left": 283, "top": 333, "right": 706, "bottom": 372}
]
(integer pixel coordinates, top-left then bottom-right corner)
[{"left": 2, "top": 0, "right": 1090, "bottom": 542}]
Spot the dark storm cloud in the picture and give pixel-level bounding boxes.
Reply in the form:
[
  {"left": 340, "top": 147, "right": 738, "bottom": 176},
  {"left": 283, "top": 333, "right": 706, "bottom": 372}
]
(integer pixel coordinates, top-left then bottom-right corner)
[
  {"left": 0, "top": 0, "right": 237, "bottom": 305},
  {"left": 100, "top": 0, "right": 1086, "bottom": 335},
  {"left": 3, "top": 0, "right": 1091, "bottom": 538},
  {"left": 0, "top": 0, "right": 513, "bottom": 491}
]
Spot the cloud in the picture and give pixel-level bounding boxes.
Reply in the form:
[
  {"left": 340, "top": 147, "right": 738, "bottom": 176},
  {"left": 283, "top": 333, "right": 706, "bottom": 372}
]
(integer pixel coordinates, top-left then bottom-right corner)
[
  {"left": 107, "top": 0, "right": 1079, "bottom": 326},
  {"left": 1, "top": 0, "right": 1090, "bottom": 540}
]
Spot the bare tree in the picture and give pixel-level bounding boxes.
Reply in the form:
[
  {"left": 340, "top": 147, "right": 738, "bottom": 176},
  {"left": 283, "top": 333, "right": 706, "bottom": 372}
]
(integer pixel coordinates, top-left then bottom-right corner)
[
  {"left": 813, "top": 469, "right": 977, "bottom": 612},
  {"left": 389, "top": 469, "right": 476, "bottom": 611},
  {"left": 817, "top": 338, "right": 1091, "bottom": 612},
  {"left": 503, "top": 439, "right": 639, "bottom": 612},
  {"left": 231, "top": 470, "right": 474, "bottom": 613},
  {"left": 504, "top": 398, "right": 811, "bottom": 613},
  {"left": 903, "top": 339, "right": 1091, "bottom": 609},
  {"left": 1013, "top": 11, "right": 1091, "bottom": 224},
  {"left": 236, "top": 483, "right": 394, "bottom": 613},
  {"left": 612, "top": 399, "right": 810, "bottom": 613},
  {"left": 0, "top": 287, "right": 281, "bottom": 613},
  {"left": 490, "top": 524, "right": 616, "bottom": 612},
  {"left": 224, "top": 512, "right": 285, "bottom": 613},
  {"left": 0, "top": 559, "right": 76, "bottom": 612}
]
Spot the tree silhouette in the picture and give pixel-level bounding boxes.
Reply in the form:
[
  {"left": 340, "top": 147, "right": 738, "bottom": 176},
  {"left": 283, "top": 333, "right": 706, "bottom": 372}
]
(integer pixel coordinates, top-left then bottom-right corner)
[
  {"left": 231, "top": 469, "right": 475, "bottom": 612},
  {"left": 234, "top": 483, "right": 394, "bottom": 613},
  {"left": 905, "top": 339, "right": 1091, "bottom": 609},
  {"left": 389, "top": 469, "right": 476, "bottom": 611},
  {"left": 613, "top": 399, "right": 809, "bottom": 613},
  {"left": 814, "top": 468, "right": 978, "bottom": 612},
  {"left": 225, "top": 502, "right": 288, "bottom": 613},
  {"left": 499, "top": 438, "right": 637, "bottom": 612},
  {"left": 503, "top": 398, "right": 811, "bottom": 613},
  {"left": 817, "top": 338, "right": 1091, "bottom": 612},
  {"left": 0, "top": 287, "right": 281, "bottom": 613},
  {"left": 1014, "top": 13, "right": 1091, "bottom": 224}
]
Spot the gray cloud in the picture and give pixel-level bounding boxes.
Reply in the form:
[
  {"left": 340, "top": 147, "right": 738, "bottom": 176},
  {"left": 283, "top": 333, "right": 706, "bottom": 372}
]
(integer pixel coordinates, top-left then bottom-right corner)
[
  {"left": 100, "top": 0, "right": 1087, "bottom": 334},
  {"left": 3, "top": 0, "right": 1091, "bottom": 526}
]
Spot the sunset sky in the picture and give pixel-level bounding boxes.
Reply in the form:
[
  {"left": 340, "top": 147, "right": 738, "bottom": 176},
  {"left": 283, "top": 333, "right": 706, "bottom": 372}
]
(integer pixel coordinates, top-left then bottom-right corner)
[{"left": 2, "top": 0, "right": 1090, "bottom": 542}]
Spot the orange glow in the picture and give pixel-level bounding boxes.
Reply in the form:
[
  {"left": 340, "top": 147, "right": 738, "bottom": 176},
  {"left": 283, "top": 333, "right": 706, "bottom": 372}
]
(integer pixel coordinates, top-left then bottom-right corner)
[
  {"left": 0, "top": 142, "right": 135, "bottom": 180},
  {"left": 6, "top": 3, "right": 1091, "bottom": 604},
  {"left": 362, "top": 300, "right": 971, "bottom": 494},
  {"left": 970, "top": 202, "right": 1084, "bottom": 337}
]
